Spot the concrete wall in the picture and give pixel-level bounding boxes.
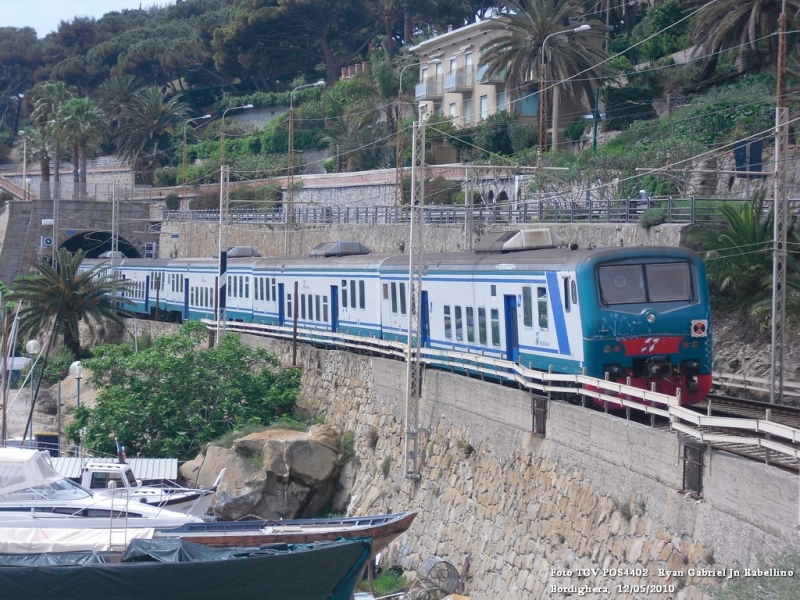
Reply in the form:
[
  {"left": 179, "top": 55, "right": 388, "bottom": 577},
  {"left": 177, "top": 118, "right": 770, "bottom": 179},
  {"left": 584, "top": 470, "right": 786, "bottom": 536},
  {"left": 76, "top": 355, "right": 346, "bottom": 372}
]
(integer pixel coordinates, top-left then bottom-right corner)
[
  {"left": 232, "top": 334, "right": 800, "bottom": 598},
  {"left": 159, "top": 221, "right": 688, "bottom": 259}
]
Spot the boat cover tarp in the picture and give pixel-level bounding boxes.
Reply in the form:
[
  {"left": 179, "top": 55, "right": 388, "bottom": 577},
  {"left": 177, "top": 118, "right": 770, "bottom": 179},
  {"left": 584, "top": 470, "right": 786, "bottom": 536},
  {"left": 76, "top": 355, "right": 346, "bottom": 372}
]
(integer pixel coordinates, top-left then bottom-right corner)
[
  {"left": 0, "top": 551, "right": 108, "bottom": 565},
  {"left": 0, "top": 449, "right": 64, "bottom": 496},
  {"left": 0, "top": 527, "right": 155, "bottom": 553},
  {"left": 0, "top": 536, "right": 371, "bottom": 600}
]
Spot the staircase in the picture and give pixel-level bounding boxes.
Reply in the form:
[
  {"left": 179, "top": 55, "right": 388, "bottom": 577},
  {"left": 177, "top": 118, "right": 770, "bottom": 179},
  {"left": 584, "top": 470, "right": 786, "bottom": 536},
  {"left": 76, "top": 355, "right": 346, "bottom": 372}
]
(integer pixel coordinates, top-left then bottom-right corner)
[{"left": 0, "top": 200, "right": 35, "bottom": 285}]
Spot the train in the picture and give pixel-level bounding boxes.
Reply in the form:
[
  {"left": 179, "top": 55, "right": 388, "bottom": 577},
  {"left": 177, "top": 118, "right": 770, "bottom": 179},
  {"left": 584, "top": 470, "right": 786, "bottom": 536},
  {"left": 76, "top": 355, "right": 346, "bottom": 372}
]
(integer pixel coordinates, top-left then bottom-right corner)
[{"left": 83, "top": 229, "right": 713, "bottom": 406}]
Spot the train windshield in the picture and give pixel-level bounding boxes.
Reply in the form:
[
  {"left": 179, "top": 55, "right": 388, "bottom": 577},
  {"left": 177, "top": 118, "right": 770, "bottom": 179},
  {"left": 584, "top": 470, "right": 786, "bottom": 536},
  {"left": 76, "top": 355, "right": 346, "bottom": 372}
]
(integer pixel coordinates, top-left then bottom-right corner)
[{"left": 597, "top": 261, "right": 694, "bottom": 305}]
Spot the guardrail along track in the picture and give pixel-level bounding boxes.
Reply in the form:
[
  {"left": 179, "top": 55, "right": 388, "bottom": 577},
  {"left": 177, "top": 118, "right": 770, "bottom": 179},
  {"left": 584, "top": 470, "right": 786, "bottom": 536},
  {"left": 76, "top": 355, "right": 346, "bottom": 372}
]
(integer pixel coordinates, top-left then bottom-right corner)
[{"left": 208, "top": 320, "right": 800, "bottom": 473}]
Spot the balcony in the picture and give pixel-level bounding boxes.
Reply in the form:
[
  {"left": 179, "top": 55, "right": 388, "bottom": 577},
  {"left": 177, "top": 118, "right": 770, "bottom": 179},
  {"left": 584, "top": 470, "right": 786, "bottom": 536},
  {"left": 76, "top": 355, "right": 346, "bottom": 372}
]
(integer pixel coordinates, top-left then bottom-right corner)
[
  {"left": 476, "top": 65, "right": 506, "bottom": 86},
  {"left": 444, "top": 68, "right": 474, "bottom": 93},
  {"left": 415, "top": 77, "right": 444, "bottom": 101}
]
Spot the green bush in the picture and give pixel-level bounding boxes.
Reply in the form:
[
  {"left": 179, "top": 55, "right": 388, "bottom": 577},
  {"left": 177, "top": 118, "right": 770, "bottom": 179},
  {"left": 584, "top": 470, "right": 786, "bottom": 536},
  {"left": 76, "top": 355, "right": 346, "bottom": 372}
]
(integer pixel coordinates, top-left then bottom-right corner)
[
  {"left": 165, "top": 193, "right": 180, "bottom": 210},
  {"left": 604, "top": 86, "right": 657, "bottom": 130},
  {"left": 565, "top": 118, "right": 587, "bottom": 142},
  {"left": 153, "top": 167, "right": 179, "bottom": 187}
]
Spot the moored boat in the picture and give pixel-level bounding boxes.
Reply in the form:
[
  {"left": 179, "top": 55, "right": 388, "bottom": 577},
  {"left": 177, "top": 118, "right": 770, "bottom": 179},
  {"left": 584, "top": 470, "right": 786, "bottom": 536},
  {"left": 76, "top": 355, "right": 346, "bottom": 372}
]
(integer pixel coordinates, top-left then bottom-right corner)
[
  {"left": 155, "top": 511, "right": 416, "bottom": 558},
  {"left": 0, "top": 536, "right": 372, "bottom": 600},
  {"left": 0, "top": 448, "right": 201, "bottom": 529}
]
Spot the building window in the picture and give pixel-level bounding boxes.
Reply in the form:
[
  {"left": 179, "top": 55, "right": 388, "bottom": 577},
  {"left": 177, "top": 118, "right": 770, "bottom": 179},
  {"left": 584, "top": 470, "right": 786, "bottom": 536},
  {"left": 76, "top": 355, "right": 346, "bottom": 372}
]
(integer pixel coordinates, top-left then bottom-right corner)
[
  {"left": 463, "top": 99, "right": 472, "bottom": 125},
  {"left": 449, "top": 57, "right": 457, "bottom": 73},
  {"left": 449, "top": 103, "right": 457, "bottom": 118},
  {"left": 480, "top": 95, "right": 488, "bottom": 120},
  {"left": 496, "top": 90, "right": 506, "bottom": 113},
  {"left": 521, "top": 90, "right": 539, "bottom": 117}
]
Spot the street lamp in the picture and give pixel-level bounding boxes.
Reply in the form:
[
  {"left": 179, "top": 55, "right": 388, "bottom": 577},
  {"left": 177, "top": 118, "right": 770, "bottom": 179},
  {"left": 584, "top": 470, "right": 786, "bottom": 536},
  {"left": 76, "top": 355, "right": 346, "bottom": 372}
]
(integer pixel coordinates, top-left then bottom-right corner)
[
  {"left": 18, "top": 131, "right": 26, "bottom": 200},
  {"left": 395, "top": 60, "right": 440, "bottom": 205},
  {"left": 69, "top": 361, "right": 84, "bottom": 407},
  {"left": 183, "top": 114, "right": 211, "bottom": 196},
  {"left": 26, "top": 340, "right": 40, "bottom": 442},
  {"left": 539, "top": 24, "right": 591, "bottom": 154},
  {"left": 286, "top": 80, "right": 325, "bottom": 240},
  {"left": 216, "top": 103, "right": 253, "bottom": 338}
]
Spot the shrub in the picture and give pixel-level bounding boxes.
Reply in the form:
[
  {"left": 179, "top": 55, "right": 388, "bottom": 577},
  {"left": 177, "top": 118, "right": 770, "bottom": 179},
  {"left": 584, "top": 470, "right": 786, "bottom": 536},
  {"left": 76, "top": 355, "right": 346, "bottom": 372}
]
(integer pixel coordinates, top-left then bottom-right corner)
[
  {"left": 639, "top": 208, "right": 666, "bottom": 229},
  {"left": 165, "top": 193, "right": 180, "bottom": 210},
  {"left": 153, "top": 167, "right": 179, "bottom": 188}
]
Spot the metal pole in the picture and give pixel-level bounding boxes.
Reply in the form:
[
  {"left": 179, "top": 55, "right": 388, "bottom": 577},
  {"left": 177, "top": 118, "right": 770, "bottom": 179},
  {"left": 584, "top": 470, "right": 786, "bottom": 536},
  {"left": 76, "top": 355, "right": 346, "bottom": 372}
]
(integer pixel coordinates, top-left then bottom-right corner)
[
  {"left": 771, "top": 6, "right": 789, "bottom": 404},
  {"left": 404, "top": 120, "right": 426, "bottom": 480},
  {"left": 292, "top": 281, "right": 299, "bottom": 366},
  {"left": 20, "top": 132, "right": 27, "bottom": 201}
]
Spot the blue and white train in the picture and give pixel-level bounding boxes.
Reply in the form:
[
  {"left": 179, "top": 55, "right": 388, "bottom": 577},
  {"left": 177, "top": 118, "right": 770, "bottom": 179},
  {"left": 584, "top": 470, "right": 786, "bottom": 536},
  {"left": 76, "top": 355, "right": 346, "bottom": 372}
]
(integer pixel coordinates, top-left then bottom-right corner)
[{"left": 85, "top": 230, "right": 713, "bottom": 406}]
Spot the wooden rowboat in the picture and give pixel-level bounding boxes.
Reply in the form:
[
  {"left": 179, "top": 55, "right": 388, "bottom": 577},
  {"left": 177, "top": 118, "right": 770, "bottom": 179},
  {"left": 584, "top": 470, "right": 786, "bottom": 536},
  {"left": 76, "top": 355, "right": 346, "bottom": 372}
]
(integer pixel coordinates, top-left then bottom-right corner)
[{"left": 154, "top": 511, "right": 416, "bottom": 557}]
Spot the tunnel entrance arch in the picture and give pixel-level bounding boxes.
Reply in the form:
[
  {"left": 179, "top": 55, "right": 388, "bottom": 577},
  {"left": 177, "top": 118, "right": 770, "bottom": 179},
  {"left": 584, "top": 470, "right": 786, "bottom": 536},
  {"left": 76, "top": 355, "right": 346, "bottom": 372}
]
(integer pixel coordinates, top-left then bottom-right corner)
[{"left": 60, "top": 231, "right": 142, "bottom": 258}]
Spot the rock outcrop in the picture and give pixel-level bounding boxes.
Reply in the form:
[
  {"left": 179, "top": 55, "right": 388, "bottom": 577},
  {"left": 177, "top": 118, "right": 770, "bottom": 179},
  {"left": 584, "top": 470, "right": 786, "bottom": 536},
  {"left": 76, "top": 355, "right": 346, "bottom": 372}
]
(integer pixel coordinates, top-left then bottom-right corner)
[{"left": 179, "top": 424, "right": 345, "bottom": 520}]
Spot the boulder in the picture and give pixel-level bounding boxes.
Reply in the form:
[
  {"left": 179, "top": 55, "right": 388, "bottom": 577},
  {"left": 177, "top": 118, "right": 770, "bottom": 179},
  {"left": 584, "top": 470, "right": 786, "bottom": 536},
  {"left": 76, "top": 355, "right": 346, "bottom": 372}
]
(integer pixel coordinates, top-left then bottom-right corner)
[{"left": 180, "top": 424, "right": 344, "bottom": 521}]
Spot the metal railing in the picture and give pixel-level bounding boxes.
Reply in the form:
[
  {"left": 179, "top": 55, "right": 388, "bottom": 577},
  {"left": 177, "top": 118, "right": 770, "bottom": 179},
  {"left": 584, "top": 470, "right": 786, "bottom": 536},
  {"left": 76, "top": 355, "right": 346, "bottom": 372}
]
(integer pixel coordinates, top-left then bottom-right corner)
[{"left": 165, "top": 196, "right": 791, "bottom": 226}]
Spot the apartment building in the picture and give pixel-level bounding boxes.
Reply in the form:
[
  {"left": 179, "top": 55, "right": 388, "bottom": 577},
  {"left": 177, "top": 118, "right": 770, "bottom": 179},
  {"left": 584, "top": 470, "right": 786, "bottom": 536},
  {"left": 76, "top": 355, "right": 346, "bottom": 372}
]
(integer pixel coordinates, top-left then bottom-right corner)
[{"left": 410, "top": 19, "right": 591, "bottom": 152}]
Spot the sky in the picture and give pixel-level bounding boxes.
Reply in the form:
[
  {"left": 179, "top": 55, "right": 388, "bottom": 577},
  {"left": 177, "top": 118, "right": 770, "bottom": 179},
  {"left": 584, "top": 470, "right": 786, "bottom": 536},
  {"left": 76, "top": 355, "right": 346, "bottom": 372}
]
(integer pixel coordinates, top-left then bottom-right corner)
[{"left": 5, "top": 1, "right": 176, "bottom": 38}]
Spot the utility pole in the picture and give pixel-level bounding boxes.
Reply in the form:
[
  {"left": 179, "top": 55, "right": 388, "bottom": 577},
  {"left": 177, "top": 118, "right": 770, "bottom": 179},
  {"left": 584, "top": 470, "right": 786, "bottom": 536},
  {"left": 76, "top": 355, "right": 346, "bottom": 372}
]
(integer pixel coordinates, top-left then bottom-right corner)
[
  {"left": 771, "top": 5, "right": 789, "bottom": 404},
  {"left": 404, "top": 121, "right": 426, "bottom": 480}
]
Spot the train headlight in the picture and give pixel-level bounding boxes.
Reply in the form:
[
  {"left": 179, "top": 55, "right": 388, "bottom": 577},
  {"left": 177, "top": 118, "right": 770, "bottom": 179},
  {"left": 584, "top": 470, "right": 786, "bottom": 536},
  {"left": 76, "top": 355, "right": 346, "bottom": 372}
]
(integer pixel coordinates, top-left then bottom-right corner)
[
  {"left": 646, "top": 312, "right": 657, "bottom": 323},
  {"left": 603, "top": 345, "right": 612, "bottom": 354}
]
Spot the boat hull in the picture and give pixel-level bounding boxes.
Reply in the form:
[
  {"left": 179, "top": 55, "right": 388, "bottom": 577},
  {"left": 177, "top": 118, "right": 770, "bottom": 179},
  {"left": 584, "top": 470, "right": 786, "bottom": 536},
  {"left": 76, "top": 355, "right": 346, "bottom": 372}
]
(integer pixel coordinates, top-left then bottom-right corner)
[{"left": 0, "top": 537, "right": 372, "bottom": 600}]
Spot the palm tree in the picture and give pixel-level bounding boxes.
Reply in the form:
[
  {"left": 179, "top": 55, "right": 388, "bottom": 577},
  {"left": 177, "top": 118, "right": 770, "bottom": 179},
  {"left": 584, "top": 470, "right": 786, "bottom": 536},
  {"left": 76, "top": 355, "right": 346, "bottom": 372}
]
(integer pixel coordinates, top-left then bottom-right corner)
[
  {"left": 690, "top": 0, "right": 800, "bottom": 81},
  {"left": 689, "top": 193, "right": 800, "bottom": 322},
  {"left": 7, "top": 248, "right": 133, "bottom": 359},
  {"left": 113, "top": 87, "right": 191, "bottom": 183},
  {"left": 30, "top": 81, "right": 76, "bottom": 201},
  {"left": 59, "top": 98, "right": 106, "bottom": 199},
  {"left": 478, "top": 0, "right": 603, "bottom": 150}
]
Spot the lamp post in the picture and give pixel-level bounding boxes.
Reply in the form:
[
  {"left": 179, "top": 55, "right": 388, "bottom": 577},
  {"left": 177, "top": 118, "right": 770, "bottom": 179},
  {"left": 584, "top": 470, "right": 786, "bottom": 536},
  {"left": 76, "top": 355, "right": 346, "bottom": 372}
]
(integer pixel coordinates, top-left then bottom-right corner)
[
  {"left": 183, "top": 114, "right": 211, "bottom": 196},
  {"left": 18, "top": 131, "right": 27, "bottom": 200},
  {"left": 217, "top": 104, "right": 253, "bottom": 338},
  {"left": 539, "top": 24, "right": 591, "bottom": 154},
  {"left": 69, "top": 360, "right": 83, "bottom": 455},
  {"left": 395, "top": 60, "right": 440, "bottom": 205},
  {"left": 26, "top": 340, "right": 40, "bottom": 443},
  {"left": 286, "top": 80, "right": 325, "bottom": 243}
]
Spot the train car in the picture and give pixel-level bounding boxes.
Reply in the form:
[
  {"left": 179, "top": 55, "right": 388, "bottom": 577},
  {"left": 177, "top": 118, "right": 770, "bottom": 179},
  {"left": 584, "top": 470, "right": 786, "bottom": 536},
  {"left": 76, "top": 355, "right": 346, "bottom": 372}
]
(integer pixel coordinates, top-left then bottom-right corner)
[{"left": 82, "top": 230, "right": 712, "bottom": 406}]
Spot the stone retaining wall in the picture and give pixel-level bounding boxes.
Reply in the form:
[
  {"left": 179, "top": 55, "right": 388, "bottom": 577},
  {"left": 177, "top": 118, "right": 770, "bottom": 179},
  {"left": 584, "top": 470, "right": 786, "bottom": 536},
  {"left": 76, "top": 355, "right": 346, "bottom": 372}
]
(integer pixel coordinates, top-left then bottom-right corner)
[{"left": 237, "top": 335, "right": 799, "bottom": 600}]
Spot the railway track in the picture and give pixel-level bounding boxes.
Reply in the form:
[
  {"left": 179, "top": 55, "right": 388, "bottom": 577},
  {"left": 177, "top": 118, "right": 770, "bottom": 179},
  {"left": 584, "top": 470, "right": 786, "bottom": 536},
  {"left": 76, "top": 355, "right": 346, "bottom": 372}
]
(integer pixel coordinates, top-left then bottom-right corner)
[{"left": 680, "top": 393, "right": 800, "bottom": 472}]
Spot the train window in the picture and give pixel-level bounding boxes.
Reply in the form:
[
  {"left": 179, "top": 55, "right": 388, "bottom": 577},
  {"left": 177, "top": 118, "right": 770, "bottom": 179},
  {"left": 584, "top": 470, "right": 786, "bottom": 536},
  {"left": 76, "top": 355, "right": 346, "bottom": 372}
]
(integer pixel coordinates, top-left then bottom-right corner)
[
  {"left": 342, "top": 280, "right": 348, "bottom": 308},
  {"left": 478, "top": 307, "right": 487, "bottom": 345},
  {"left": 646, "top": 263, "right": 693, "bottom": 301},
  {"left": 204, "top": 288, "right": 209, "bottom": 308},
  {"left": 399, "top": 282, "right": 407, "bottom": 315},
  {"left": 245, "top": 277, "right": 250, "bottom": 299},
  {"left": 258, "top": 278, "right": 263, "bottom": 301},
  {"left": 490, "top": 309, "right": 500, "bottom": 347},
  {"left": 287, "top": 294, "right": 293, "bottom": 320},
  {"left": 563, "top": 278, "right": 571, "bottom": 313},
  {"left": 455, "top": 306, "right": 463, "bottom": 342},
  {"left": 466, "top": 307, "right": 475, "bottom": 342},
  {"left": 227, "top": 276, "right": 231, "bottom": 297},
  {"left": 597, "top": 264, "right": 646, "bottom": 304},
  {"left": 391, "top": 282, "right": 398, "bottom": 314},
  {"left": 308, "top": 294, "right": 314, "bottom": 321},
  {"left": 383, "top": 284, "right": 389, "bottom": 300},
  {"left": 301, "top": 294, "right": 306, "bottom": 320},
  {"left": 522, "top": 287, "right": 533, "bottom": 328},
  {"left": 537, "top": 287, "right": 549, "bottom": 329},
  {"left": 491, "top": 285, "right": 497, "bottom": 298},
  {"left": 323, "top": 296, "right": 329, "bottom": 322},
  {"left": 190, "top": 288, "right": 194, "bottom": 305},
  {"left": 359, "top": 280, "right": 365, "bottom": 309},
  {"left": 444, "top": 306, "right": 452, "bottom": 339},
  {"left": 271, "top": 279, "right": 276, "bottom": 301},
  {"left": 315, "top": 295, "right": 321, "bottom": 321},
  {"left": 348, "top": 280, "right": 355, "bottom": 308},
  {"left": 571, "top": 280, "right": 578, "bottom": 305},
  {"left": 239, "top": 276, "right": 244, "bottom": 298}
]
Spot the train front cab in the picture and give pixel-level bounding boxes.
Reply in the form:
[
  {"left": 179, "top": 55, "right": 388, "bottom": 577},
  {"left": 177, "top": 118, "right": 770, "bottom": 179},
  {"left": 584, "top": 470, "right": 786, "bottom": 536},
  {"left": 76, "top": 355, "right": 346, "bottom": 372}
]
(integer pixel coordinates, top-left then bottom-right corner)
[{"left": 579, "top": 249, "right": 713, "bottom": 406}]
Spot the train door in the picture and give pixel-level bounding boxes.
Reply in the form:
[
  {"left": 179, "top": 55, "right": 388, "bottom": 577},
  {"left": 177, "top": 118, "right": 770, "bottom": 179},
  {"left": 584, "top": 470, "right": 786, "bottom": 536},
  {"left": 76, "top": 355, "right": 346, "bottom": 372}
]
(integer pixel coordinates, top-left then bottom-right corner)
[
  {"left": 278, "top": 283, "right": 285, "bottom": 326},
  {"left": 330, "top": 285, "right": 339, "bottom": 332},
  {"left": 503, "top": 294, "right": 520, "bottom": 362},
  {"left": 421, "top": 290, "right": 430, "bottom": 347},
  {"left": 183, "top": 278, "right": 190, "bottom": 321},
  {"left": 144, "top": 274, "right": 151, "bottom": 313}
]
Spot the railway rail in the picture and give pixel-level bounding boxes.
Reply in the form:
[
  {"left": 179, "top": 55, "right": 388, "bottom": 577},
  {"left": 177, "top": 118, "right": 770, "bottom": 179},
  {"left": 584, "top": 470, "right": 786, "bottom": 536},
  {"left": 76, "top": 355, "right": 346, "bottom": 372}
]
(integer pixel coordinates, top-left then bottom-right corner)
[{"left": 208, "top": 319, "right": 800, "bottom": 474}]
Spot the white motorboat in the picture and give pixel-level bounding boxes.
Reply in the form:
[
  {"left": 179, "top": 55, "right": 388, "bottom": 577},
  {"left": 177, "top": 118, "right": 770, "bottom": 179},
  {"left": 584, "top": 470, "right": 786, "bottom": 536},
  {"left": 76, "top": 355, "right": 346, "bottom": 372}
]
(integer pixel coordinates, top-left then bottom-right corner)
[
  {"left": 79, "top": 461, "right": 224, "bottom": 520},
  {"left": 0, "top": 448, "right": 202, "bottom": 529}
]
